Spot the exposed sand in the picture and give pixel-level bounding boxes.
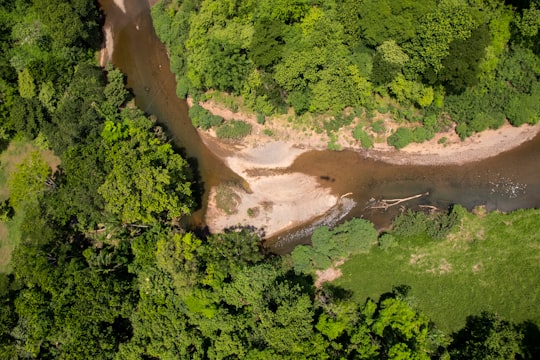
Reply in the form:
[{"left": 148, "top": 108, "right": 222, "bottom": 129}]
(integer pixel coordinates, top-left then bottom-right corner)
[
  {"left": 99, "top": 25, "right": 113, "bottom": 67},
  {"left": 194, "top": 97, "right": 540, "bottom": 166},
  {"left": 204, "top": 141, "right": 338, "bottom": 237},
  {"left": 101, "top": 2, "right": 540, "bottom": 238},
  {"left": 196, "top": 97, "right": 540, "bottom": 237},
  {"left": 366, "top": 121, "right": 540, "bottom": 166},
  {"left": 315, "top": 259, "right": 345, "bottom": 288}
]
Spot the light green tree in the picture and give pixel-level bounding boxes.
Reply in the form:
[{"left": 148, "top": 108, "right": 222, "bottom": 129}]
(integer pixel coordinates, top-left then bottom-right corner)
[
  {"left": 7, "top": 151, "right": 50, "bottom": 211},
  {"left": 17, "top": 68, "right": 35, "bottom": 99}
]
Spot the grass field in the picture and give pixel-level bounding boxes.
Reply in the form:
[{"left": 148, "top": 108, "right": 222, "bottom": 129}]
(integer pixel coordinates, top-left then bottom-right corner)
[
  {"left": 334, "top": 207, "right": 540, "bottom": 333},
  {"left": 0, "top": 138, "right": 60, "bottom": 273}
]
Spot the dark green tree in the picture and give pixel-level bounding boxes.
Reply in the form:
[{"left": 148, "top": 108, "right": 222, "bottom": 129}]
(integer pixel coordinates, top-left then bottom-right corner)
[{"left": 450, "top": 312, "right": 525, "bottom": 360}]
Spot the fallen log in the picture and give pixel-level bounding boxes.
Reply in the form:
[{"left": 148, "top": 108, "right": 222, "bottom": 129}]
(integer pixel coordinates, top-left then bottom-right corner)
[
  {"left": 369, "top": 192, "right": 429, "bottom": 210},
  {"left": 419, "top": 204, "right": 439, "bottom": 212}
]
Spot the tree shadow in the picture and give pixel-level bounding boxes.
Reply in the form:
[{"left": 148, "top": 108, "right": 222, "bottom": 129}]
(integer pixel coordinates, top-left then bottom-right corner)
[
  {"left": 377, "top": 284, "right": 412, "bottom": 304},
  {"left": 449, "top": 311, "right": 539, "bottom": 359},
  {"left": 519, "top": 320, "right": 540, "bottom": 359}
]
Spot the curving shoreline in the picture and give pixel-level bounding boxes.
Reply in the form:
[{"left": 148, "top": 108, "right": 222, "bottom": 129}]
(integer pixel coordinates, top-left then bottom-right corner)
[
  {"left": 194, "top": 97, "right": 540, "bottom": 237},
  {"left": 101, "top": 0, "right": 540, "bottom": 238},
  {"left": 193, "top": 97, "right": 540, "bottom": 167}
]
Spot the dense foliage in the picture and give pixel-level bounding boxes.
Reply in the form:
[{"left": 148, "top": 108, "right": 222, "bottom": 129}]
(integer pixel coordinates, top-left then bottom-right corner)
[
  {"left": 153, "top": 0, "right": 540, "bottom": 141},
  {"left": 0, "top": 0, "right": 538, "bottom": 358}
]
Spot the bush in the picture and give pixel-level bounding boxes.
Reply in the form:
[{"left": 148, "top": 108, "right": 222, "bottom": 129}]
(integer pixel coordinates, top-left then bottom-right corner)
[
  {"left": 387, "top": 127, "right": 413, "bottom": 149},
  {"left": 506, "top": 94, "right": 540, "bottom": 126},
  {"left": 392, "top": 210, "right": 429, "bottom": 238},
  {"left": 425, "top": 205, "right": 464, "bottom": 240},
  {"left": 371, "top": 120, "right": 386, "bottom": 134},
  {"left": 392, "top": 206, "right": 463, "bottom": 240},
  {"left": 412, "top": 126, "right": 434, "bottom": 143},
  {"left": 352, "top": 125, "right": 374, "bottom": 148},
  {"left": 256, "top": 113, "right": 266, "bottom": 125},
  {"left": 291, "top": 219, "right": 378, "bottom": 273},
  {"left": 323, "top": 113, "right": 355, "bottom": 135},
  {"left": 379, "top": 233, "right": 396, "bottom": 250},
  {"left": 215, "top": 120, "right": 252, "bottom": 140},
  {"left": 327, "top": 134, "right": 341, "bottom": 151},
  {"left": 189, "top": 104, "right": 224, "bottom": 129}
]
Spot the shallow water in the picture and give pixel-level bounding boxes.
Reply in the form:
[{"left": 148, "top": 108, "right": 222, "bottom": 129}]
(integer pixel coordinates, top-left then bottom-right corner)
[{"left": 100, "top": 0, "right": 540, "bottom": 253}]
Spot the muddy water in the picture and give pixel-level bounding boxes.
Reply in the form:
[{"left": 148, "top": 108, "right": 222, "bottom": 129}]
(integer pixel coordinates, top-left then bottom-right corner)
[
  {"left": 272, "top": 136, "right": 540, "bottom": 252},
  {"left": 100, "top": 0, "right": 540, "bottom": 252}
]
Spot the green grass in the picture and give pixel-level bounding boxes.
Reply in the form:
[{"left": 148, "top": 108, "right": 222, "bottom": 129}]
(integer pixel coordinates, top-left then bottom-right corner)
[
  {"left": 0, "top": 211, "right": 25, "bottom": 273},
  {"left": 214, "top": 183, "right": 241, "bottom": 215},
  {"left": 215, "top": 120, "right": 252, "bottom": 140},
  {"left": 334, "top": 208, "right": 540, "bottom": 333},
  {"left": 0, "top": 138, "right": 60, "bottom": 273}
]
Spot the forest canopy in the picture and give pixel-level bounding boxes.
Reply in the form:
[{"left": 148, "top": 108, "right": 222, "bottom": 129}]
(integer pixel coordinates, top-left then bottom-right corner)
[
  {"left": 0, "top": 0, "right": 539, "bottom": 358},
  {"left": 152, "top": 0, "right": 540, "bottom": 138}
]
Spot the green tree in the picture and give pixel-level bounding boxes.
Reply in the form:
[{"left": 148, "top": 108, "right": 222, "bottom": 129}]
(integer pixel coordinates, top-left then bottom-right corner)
[
  {"left": 44, "top": 63, "right": 106, "bottom": 154},
  {"left": 102, "top": 65, "right": 130, "bottom": 119},
  {"left": 7, "top": 151, "right": 50, "bottom": 211},
  {"left": 450, "top": 312, "right": 524, "bottom": 359},
  {"left": 17, "top": 68, "right": 35, "bottom": 99},
  {"left": 98, "top": 110, "right": 194, "bottom": 224},
  {"left": 358, "top": 0, "right": 436, "bottom": 47},
  {"left": 408, "top": 1, "right": 476, "bottom": 74},
  {"left": 372, "top": 40, "right": 410, "bottom": 85}
]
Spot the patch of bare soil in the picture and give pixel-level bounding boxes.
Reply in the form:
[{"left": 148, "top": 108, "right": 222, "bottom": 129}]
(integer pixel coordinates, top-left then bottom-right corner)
[
  {"left": 315, "top": 260, "right": 345, "bottom": 288},
  {"left": 472, "top": 262, "right": 483, "bottom": 273}
]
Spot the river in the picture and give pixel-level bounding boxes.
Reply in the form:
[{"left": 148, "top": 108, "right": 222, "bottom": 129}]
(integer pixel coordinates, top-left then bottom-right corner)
[{"left": 99, "top": 0, "right": 540, "bottom": 252}]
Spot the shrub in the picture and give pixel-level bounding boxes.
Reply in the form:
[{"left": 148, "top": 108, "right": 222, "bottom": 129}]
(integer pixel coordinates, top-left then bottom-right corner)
[
  {"left": 327, "top": 134, "right": 342, "bottom": 151},
  {"left": 388, "top": 127, "right": 413, "bottom": 149},
  {"left": 379, "top": 233, "right": 396, "bottom": 250},
  {"left": 291, "top": 219, "right": 378, "bottom": 273},
  {"left": 412, "top": 126, "right": 434, "bottom": 143},
  {"left": 392, "top": 206, "right": 463, "bottom": 240},
  {"left": 215, "top": 120, "right": 252, "bottom": 140},
  {"left": 425, "top": 205, "right": 464, "bottom": 240},
  {"left": 392, "top": 210, "right": 429, "bottom": 238},
  {"left": 189, "top": 104, "right": 224, "bottom": 129},
  {"left": 256, "top": 113, "right": 266, "bottom": 125},
  {"left": 371, "top": 120, "right": 386, "bottom": 134},
  {"left": 352, "top": 125, "right": 374, "bottom": 148},
  {"left": 215, "top": 184, "right": 240, "bottom": 214}
]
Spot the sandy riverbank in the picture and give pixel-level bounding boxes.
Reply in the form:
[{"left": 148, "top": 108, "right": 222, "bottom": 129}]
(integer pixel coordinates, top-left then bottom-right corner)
[
  {"left": 100, "top": 1, "right": 540, "bottom": 238},
  {"left": 195, "top": 97, "right": 540, "bottom": 236},
  {"left": 194, "top": 97, "right": 540, "bottom": 166},
  {"left": 203, "top": 141, "right": 339, "bottom": 238},
  {"left": 366, "top": 121, "right": 540, "bottom": 166}
]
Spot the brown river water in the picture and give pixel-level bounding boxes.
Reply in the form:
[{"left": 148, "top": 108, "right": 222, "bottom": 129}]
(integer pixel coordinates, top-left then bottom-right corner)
[{"left": 100, "top": 0, "right": 540, "bottom": 253}]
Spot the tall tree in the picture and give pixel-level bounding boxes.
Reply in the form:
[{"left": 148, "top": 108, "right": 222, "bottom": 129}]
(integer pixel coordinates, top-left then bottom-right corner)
[{"left": 98, "top": 109, "right": 194, "bottom": 224}]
